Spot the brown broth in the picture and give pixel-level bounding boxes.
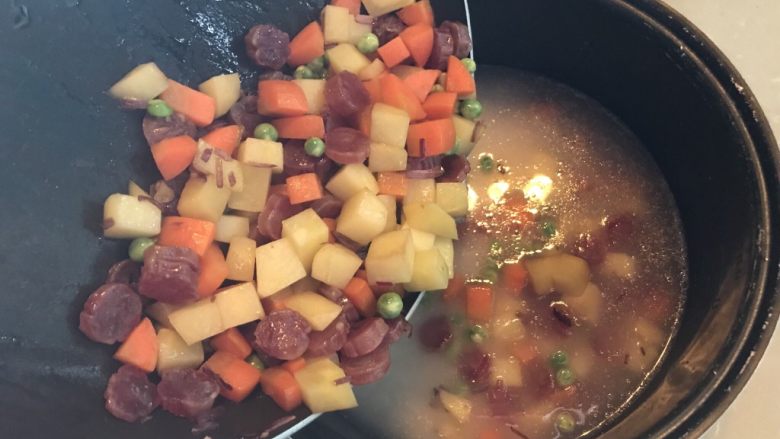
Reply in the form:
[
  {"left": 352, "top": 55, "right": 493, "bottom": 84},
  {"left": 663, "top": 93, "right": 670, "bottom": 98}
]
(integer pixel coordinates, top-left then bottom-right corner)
[{"left": 339, "top": 66, "right": 686, "bottom": 439}]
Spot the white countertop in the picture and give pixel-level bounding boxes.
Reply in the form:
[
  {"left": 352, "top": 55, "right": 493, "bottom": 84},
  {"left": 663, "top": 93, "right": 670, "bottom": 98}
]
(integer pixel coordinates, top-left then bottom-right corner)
[{"left": 663, "top": 1, "right": 780, "bottom": 438}]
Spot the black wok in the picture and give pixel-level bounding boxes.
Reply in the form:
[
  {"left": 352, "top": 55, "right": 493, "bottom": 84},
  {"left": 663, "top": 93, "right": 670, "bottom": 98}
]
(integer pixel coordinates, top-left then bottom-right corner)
[{"left": 1, "top": 1, "right": 778, "bottom": 438}]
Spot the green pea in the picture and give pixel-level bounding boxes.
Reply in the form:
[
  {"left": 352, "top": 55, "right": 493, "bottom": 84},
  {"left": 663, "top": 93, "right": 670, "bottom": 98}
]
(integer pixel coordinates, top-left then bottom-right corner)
[
  {"left": 478, "top": 153, "right": 493, "bottom": 171},
  {"left": 542, "top": 220, "right": 556, "bottom": 238},
  {"left": 461, "top": 57, "right": 477, "bottom": 73},
  {"left": 555, "top": 411, "right": 576, "bottom": 433},
  {"left": 128, "top": 237, "right": 155, "bottom": 262},
  {"left": 294, "top": 65, "right": 315, "bottom": 79},
  {"left": 460, "top": 98, "right": 483, "bottom": 120},
  {"left": 549, "top": 350, "right": 569, "bottom": 369},
  {"left": 357, "top": 33, "right": 380, "bottom": 54},
  {"left": 304, "top": 137, "right": 326, "bottom": 157},
  {"left": 246, "top": 354, "right": 265, "bottom": 371},
  {"left": 555, "top": 367, "right": 576, "bottom": 387},
  {"left": 377, "top": 292, "right": 403, "bottom": 319},
  {"left": 254, "top": 123, "right": 278, "bottom": 141},
  {"left": 147, "top": 99, "right": 173, "bottom": 118},
  {"left": 430, "top": 84, "right": 445, "bottom": 93},
  {"left": 483, "top": 257, "right": 500, "bottom": 282},
  {"left": 307, "top": 55, "right": 327, "bottom": 72},
  {"left": 468, "top": 324, "right": 488, "bottom": 344}
]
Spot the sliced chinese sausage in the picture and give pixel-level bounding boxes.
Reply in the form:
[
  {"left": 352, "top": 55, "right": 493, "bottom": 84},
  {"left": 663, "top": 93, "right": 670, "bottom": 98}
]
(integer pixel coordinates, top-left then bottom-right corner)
[
  {"left": 325, "top": 71, "right": 371, "bottom": 117},
  {"left": 384, "top": 318, "right": 412, "bottom": 344},
  {"left": 228, "top": 95, "right": 265, "bottom": 137},
  {"left": 324, "top": 127, "right": 370, "bottom": 165},
  {"left": 244, "top": 24, "right": 290, "bottom": 70},
  {"left": 373, "top": 14, "right": 406, "bottom": 46},
  {"left": 439, "top": 21, "right": 472, "bottom": 58},
  {"left": 426, "top": 28, "right": 454, "bottom": 70},
  {"left": 340, "top": 343, "right": 391, "bottom": 385},
  {"left": 105, "top": 259, "right": 141, "bottom": 286},
  {"left": 340, "top": 317, "right": 389, "bottom": 358},
  {"left": 257, "top": 193, "right": 301, "bottom": 240},
  {"left": 458, "top": 346, "right": 492, "bottom": 392},
  {"left": 79, "top": 283, "right": 142, "bottom": 344},
  {"left": 306, "top": 313, "right": 350, "bottom": 357},
  {"left": 418, "top": 314, "right": 453, "bottom": 351},
  {"left": 158, "top": 368, "right": 220, "bottom": 419},
  {"left": 104, "top": 365, "right": 159, "bottom": 423},
  {"left": 137, "top": 246, "right": 200, "bottom": 305},
  {"left": 254, "top": 309, "right": 312, "bottom": 360},
  {"left": 310, "top": 193, "right": 343, "bottom": 219}
]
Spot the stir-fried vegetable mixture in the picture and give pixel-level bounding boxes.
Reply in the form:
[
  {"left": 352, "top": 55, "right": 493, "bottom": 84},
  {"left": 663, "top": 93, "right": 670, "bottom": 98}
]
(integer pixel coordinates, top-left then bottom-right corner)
[{"left": 83, "top": 0, "right": 480, "bottom": 431}]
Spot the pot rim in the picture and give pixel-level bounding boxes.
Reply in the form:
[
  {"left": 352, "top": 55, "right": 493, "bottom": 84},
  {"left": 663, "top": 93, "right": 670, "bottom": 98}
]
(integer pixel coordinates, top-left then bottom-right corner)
[{"left": 608, "top": 0, "right": 780, "bottom": 437}]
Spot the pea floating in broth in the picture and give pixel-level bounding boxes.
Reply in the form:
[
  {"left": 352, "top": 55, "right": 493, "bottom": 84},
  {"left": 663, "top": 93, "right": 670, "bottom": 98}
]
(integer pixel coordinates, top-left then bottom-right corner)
[{"left": 340, "top": 66, "right": 686, "bottom": 439}]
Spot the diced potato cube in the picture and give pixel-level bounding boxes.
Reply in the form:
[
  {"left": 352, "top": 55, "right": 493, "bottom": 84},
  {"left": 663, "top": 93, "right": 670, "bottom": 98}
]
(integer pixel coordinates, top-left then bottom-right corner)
[
  {"left": 623, "top": 318, "right": 664, "bottom": 373},
  {"left": 284, "top": 291, "right": 343, "bottom": 331},
  {"left": 214, "top": 282, "right": 265, "bottom": 328},
  {"left": 368, "top": 142, "right": 408, "bottom": 172},
  {"left": 404, "top": 179, "right": 436, "bottom": 204},
  {"left": 404, "top": 248, "right": 449, "bottom": 292},
  {"left": 377, "top": 194, "right": 398, "bottom": 232},
  {"left": 215, "top": 215, "right": 250, "bottom": 243},
  {"left": 347, "top": 19, "right": 372, "bottom": 45},
  {"left": 525, "top": 253, "right": 590, "bottom": 297},
  {"left": 168, "top": 299, "right": 224, "bottom": 345},
  {"left": 403, "top": 203, "right": 458, "bottom": 239},
  {"left": 108, "top": 62, "right": 169, "bottom": 101},
  {"left": 256, "top": 238, "right": 307, "bottom": 297},
  {"left": 103, "top": 193, "right": 161, "bottom": 239},
  {"left": 358, "top": 59, "right": 386, "bottom": 81},
  {"left": 157, "top": 327, "right": 204, "bottom": 372},
  {"left": 452, "top": 115, "right": 477, "bottom": 156},
  {"left": 569, "top": 343, "right": 596, "bottom": 379},
  {"left": 365, "top": 230, "right": 415, "bottom": 284},
  {"left": 492, "top": 313, "right": 526, "bottom": 343},
  {"left": 600, "top": 252, "right": 637, "bottom": 279},
  {"left": 325, "top": 163, "right": 379, "bottom": 201},
  {"left": 491, "top": 357, "right": 523, "bottom": 387},
  {"left": 327, "top": 43, "right": 371, "bottom": 74},
  {"left": 370, "top": 103, "right": 410, "bottom": 148},
  {"left": 362, "top": 0, "right": 415, "bottom": 17},
  {"left": 400, "top": 224, "right": 436, "bottom": 251},
  {"left": 437, "top": 389, "right": 472, "bottom": 424},
  {"left": 177, "top": 175, "right": 232, "bottom": 223},
  {"left": 225, "top": 237, "right": 256, "bottom": 282},
  {"left": 336, "top": 190, "right": 388, "bottom": 245},
  {"left": 198, "top": 73, "right": 241, "bottom": 118},
  {"left": 294, "top": 357, "right": 358, "bottom": 413},
  {"left": 322, "top": 5, "right": 351, "bottom": 44},
  {"left": 565, "top": 283, "right": 603, "bottom": 323},
  {"left": 311, "top": 243, "right": 363, "bottom": 288},
  {"left": 192, "top": 140, "right": 244, "bottom": 192},
  {"left": 293, "top": 79, "right": 327, "bottom": 115},
  {"left": 433, "top": 236, "right": 454, "bottom": 279},
  {"left": 228, "top": 163, "right": 272, "bottom": 212},
  {"left": 146, "top": 302, "right": 180, "bottom": 328},
  {"left": 237, "top": 138, "right": 284, "bottom": 174},
  {"left": 436, "top": 182, "right": 469, "bottom": 217},
  {"left": 282, "top": 208, "right": 330, "bottom": 271},
  {"left": 128, "top": 180, "right": 150, "bottom": 198}
]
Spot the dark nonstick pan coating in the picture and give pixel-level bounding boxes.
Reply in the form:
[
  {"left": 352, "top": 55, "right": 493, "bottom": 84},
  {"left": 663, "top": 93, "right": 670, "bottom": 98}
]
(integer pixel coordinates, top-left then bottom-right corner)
[{"left": 0, "top": 1, "right": 465, "bottom": 438}]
